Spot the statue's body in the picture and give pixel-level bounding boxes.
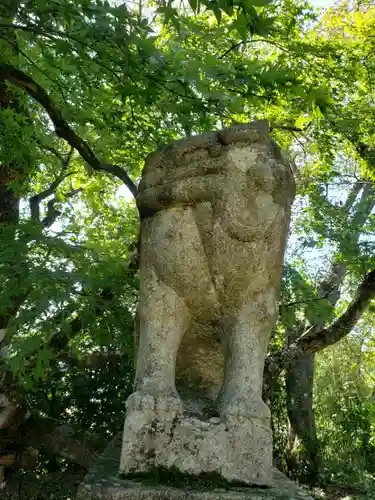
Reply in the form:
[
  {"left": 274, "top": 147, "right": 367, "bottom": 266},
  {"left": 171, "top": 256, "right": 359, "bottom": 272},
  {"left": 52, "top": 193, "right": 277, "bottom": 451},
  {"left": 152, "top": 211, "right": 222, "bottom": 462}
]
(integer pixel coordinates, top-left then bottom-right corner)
[{"left": 120, "top": 121, "right": 295, "bottom": 485}]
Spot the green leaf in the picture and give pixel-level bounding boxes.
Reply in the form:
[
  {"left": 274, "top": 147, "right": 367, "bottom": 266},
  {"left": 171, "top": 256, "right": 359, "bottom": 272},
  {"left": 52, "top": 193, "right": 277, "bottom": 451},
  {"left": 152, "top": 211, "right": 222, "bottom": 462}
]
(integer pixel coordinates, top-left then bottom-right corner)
[
  {"left": 242, "top": 0, "right": 258, "bottom": 18},
  {"left": 253, "top": 15, "right": 276, "bottom": 36},
  {"left": 218, "top": 0, "right": 234, "bottom": 16},
  {"left": 214, "top": 7, "right": 222, "bottom": 24},
  {"left": 294, "top": 115, "right": 308, "bottom": 130},
  {"left": 204, "top": 0, "right": 222, "bottom": 23},
  {"left": 250, "top": 0, "right": 273, "bottom": 5},
  {"left": 233, "top": 12, "right": 249, "bottom": 38}
]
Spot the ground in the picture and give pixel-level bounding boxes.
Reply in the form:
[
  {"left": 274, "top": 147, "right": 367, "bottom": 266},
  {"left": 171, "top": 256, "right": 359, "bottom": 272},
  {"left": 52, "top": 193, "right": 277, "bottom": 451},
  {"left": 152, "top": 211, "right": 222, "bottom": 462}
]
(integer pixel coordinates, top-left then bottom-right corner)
[
  {"left": 1, "top": 467, "right": 86, "bottom": 500},
  {"left": 1, "top": 469, "right": 374, "bottom": 500}
]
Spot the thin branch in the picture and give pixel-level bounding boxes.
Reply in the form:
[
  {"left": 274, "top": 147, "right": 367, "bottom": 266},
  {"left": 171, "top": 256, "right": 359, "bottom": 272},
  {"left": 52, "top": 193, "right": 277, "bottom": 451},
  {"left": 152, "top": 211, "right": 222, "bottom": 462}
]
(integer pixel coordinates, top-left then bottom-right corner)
[
  {"left": 300, "top": 268, "right": 375, "bottom": 351},
  {"left": 0, "top": 64, "right": 138, "bottom": 198},
  {"left": 271, "top": 123, "right": 312, "bottom": 133},
  {"left": 99, "top": 164, "right": 138, "bottom": 197},
  {"left": 0, "top": 22, "right": 96, "bottom": 47},
  {"left": 279, "top": 292, "right": 335, "bottom": 312},
  {"left": 0, "top": 21, "right": 127, "bottom": 87},
  {"left": 220, "top": 41, "right": 244, "bottom": 59},
  {"left": 0, "top": 22, "right": 58, "bottom": 40},
  {"left": 29, "top": 147, "right": 74, "bottom": 222},
  {"left": 35, "top": 138, "right": 64, "bottom": 162},
  {"left": 220, "top": 37, "right": 287, "bottom": 59}
]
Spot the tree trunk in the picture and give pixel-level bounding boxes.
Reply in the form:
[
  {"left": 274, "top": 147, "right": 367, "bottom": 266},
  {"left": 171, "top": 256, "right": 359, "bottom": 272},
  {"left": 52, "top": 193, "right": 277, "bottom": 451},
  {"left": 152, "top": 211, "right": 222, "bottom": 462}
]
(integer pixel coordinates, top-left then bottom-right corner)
[
  {"left": 285, "top": 328, "right": 320, "bottom": 482},
  {"left": 283, "top": 263, "right": 346, "bottom": 481},
  {"left": 0, "top": 0, "right": 31, "bottom": 483}
]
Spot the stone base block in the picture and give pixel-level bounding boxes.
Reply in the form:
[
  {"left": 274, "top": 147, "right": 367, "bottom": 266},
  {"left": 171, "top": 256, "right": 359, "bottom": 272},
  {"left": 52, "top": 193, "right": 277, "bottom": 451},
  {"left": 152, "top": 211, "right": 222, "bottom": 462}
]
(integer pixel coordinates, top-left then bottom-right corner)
[
  {"left": 77, "top": 434, "right": 314, "bottom": 500},
  {"left": 120, "top": 407, "right": 272, "bottom": 486}
]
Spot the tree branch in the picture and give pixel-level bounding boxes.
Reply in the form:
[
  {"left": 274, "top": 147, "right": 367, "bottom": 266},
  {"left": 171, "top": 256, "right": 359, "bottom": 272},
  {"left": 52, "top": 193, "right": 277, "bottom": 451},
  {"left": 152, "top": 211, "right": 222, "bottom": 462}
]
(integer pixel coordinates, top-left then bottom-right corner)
[
  {"left": 271, "top": 124, "right": 309, "bottom": 133},
  {"left": 23, "top": 419, "right": 102, "bottom": 470},
  {"left": 351, "top": 182, "right": 375, "bottom": 230},
  {"left": 300, "top": 268, "right": 375, "bottom": 351},
  {"left": 41, "top": 187, "right": 82, "bottom": 228},
  {"left": 344, "top": 181, "right": 363, "bottom": 212},
  {"left": 35, "top": 139, "right": 64, "bottom": 163},
  {"left": 265, "top": 267, "right": 375, "bottom": 387},
  {"left": 1, "top": 411, "right": 103, "bottom": 470},
  {"left": 220, "top": 37, "right": 287, "bottom": 59},
  {"left": 0, "top": 64, "right": 138, "bottom": 198},
  {"left": 29, "top": 148, "right": 74, "bottom": 222}
]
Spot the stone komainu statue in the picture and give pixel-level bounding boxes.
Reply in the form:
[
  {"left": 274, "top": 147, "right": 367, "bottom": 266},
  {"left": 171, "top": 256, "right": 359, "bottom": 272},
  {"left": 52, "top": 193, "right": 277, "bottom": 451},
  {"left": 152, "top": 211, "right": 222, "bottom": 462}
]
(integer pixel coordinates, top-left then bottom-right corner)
[{"left": 120, "top": 120, "right": 295, "bottom": 485}]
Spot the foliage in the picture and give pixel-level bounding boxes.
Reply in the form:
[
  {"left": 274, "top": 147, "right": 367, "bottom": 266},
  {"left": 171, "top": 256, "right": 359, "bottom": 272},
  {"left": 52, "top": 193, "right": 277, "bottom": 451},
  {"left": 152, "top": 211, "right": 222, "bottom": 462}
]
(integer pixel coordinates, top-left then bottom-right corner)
[{"left": 315, "top": 332, "right": 375, "bottom": 485}]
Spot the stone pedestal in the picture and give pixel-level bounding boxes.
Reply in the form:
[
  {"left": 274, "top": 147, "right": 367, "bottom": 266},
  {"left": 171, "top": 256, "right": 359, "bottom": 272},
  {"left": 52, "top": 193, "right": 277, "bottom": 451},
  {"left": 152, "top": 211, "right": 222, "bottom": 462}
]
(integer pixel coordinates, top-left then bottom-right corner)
[
  {"left": 120, "top": 401, "right": 272, "bottom": 486},
  {"left": 77, "top": 434, "right": 314, "bottom": 500}
]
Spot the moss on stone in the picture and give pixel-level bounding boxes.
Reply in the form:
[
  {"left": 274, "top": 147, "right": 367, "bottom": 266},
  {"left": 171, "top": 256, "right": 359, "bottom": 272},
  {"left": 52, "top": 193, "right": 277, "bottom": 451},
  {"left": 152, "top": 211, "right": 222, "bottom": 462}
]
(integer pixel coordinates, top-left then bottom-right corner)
[{"left": 121, "top": 466, "right": 264, "bottom": 490}]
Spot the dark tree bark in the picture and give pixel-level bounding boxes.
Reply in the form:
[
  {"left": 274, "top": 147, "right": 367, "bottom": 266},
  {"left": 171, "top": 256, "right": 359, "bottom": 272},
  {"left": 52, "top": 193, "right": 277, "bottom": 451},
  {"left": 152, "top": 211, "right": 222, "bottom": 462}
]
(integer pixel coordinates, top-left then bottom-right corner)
[
  {"left": 0, "top": 1, "right": 35, "bottom": 483},
  {"left": 285, "top": 330, "right": 320, "bottom": 482},
  {"left": 283, "top": 262, "right": 346, "bottom": 481}
]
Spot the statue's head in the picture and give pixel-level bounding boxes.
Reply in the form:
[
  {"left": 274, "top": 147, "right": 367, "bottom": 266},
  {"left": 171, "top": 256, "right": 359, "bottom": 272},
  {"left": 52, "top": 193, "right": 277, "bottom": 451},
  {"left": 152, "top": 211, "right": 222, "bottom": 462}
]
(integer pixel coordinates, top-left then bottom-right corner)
[{"left": 136, "top": 121, "right": 295, "bottom": 220}]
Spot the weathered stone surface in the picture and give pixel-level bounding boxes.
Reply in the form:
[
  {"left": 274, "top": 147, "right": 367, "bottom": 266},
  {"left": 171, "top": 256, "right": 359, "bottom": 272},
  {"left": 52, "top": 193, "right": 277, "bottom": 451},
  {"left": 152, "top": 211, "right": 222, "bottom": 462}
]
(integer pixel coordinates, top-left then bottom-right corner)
[
  {"left": 121, "top": 402, "right": 272, "bottom": 485},
  {"left": 78, "top": 434, "right": 314, "bottom": 500},
  {"left": 120, "top": 121, "right": 296, "bottom": 486}
]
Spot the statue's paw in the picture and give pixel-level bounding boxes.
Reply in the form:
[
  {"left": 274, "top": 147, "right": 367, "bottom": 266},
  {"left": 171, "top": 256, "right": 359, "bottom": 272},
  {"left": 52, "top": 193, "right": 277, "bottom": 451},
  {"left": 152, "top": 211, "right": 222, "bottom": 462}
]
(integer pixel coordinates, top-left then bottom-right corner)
[
  {"left": 219, "top": 396, "right": 270, "bottom": 421},
  {"left": 126, "top": 390, "right": 183, "bottom": 414}
]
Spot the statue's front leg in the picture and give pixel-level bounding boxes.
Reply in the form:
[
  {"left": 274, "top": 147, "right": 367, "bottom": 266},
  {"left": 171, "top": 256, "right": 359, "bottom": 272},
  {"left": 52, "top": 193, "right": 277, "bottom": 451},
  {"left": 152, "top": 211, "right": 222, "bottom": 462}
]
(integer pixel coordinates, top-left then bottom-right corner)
[
  {"left": 218, "top": 289, "right": 278, "bottom": 422},
  {"left": 128, "top": 263, "right": 189, "bottom": 415}
]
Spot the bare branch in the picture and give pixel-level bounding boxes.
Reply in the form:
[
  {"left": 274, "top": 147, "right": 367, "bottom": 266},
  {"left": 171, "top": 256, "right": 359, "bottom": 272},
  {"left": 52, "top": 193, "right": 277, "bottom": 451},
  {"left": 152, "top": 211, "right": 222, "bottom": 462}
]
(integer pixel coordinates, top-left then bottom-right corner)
[
  {"left": 99, "top": 163, "right": 138, "bottom": 197},
  {"left": 300, "top": 268, "right": 375, "bottom": 351},
  {"left": 273, "top": 182, "right": 375, "bottom": 396},
  {"left": 0, "top": 64, "right": 138, "bottom": 198}
]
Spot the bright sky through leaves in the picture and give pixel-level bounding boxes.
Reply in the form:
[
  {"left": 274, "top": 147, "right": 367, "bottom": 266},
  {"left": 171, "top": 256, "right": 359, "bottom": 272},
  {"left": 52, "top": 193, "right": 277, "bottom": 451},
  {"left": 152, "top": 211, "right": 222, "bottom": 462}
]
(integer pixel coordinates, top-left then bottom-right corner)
[{"left": 310, "top": 0, "right": 336, "bottom": 6}]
